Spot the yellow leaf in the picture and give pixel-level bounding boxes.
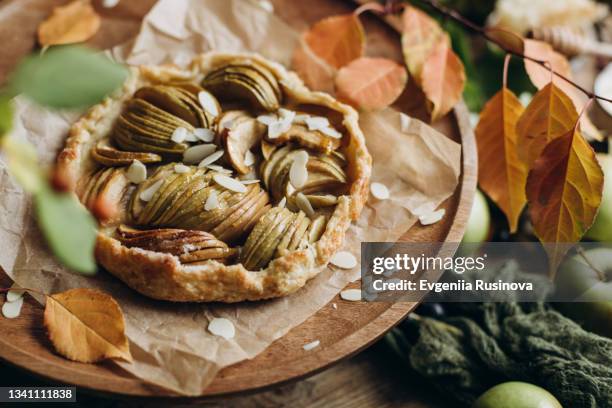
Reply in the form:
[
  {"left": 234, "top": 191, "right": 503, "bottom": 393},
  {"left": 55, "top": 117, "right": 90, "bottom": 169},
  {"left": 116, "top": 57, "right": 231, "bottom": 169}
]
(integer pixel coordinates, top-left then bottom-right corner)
[
  {"left": 476, "top": 88, "right": 527, "bottom": 232},
  {"left": 291, "top": 36, "right": 336, "bottom": 94},
  {"left": 334, "top": 57, "right": 407, "bottom": 111},
  {"left": 420, "top": 39, "right": 466, "bottom": 122},
  {"left": 523, "top": 39, "right": 601, "bottom": 140},
  {"left": 516, "top": 82, "right": 578, "bottom": 167},
  {"left": 526, "top": 127, "right": 604, "bottom": 275},
  {"left": 401, "top": 5, "right": 445, "bottom": 82},
  {"left": 303, "top": 14, "right": 365, "bottom": 69},
  {"left": 44, "top": 288, "right": 132, "bottom": 363},
  {"left": 37, "top": 0, "right": 101, "bottom": 46}
]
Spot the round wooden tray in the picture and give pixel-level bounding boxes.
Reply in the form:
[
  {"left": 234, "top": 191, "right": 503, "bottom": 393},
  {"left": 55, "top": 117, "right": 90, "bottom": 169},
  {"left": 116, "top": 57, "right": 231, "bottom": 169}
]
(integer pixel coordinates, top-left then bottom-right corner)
[{"left": 0, "top": 0, "right": 477, "bottom": 399}]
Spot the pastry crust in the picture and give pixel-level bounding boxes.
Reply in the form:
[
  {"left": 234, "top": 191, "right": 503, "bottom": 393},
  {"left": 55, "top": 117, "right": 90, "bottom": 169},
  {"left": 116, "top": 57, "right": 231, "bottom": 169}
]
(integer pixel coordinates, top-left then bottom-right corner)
[{"left": 57, "top": 52, "right": 372, "bottom": 302}]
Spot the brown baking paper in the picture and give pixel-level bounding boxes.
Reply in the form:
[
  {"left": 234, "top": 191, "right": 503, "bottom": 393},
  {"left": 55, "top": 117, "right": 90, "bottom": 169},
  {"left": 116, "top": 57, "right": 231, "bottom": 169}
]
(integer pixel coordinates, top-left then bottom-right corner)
[{"left": 0, "top": 0, "right": 461, "bottom": 395}]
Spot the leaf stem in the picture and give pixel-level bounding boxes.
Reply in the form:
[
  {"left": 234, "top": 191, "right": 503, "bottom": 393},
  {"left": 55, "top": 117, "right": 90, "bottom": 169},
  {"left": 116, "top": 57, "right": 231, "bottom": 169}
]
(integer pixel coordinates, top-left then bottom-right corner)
[{"left": 502, "top": 54, "right": 511, "bottom": 89}]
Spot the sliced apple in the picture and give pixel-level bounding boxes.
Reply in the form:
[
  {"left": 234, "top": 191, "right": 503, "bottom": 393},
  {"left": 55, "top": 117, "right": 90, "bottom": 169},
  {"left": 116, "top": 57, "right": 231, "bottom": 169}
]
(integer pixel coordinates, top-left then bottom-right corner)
[
  {"left": 264, "top": 124, "right": 341, "bottom": 154},
  {"left": 223, "top": 117, "right": 266, "bottom": 174}
]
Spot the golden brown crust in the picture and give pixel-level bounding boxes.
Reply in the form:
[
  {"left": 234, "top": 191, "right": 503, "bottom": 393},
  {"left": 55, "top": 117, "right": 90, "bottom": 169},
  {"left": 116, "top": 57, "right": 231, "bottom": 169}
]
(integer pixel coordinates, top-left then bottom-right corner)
[{"left": 57, "top": 52, "right": 371, "bottom": 302}]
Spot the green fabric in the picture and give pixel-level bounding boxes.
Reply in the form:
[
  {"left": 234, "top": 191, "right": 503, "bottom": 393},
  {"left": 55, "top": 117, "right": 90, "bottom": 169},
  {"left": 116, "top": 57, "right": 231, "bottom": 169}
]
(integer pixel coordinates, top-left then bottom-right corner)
[{"left": 387, "top": 262, "right": 612, "bottom": 407}]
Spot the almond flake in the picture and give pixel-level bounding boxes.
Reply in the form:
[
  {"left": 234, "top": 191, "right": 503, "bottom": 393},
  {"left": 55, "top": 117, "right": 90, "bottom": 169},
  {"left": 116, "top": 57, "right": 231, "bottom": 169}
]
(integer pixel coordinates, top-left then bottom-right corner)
[
  {"left": 184, "top": 132, "right": 199, "bottom": 142},
  {"left": 174, "top": 164, "right": 191, "bottom": 174},
  {"left": 419, "top": 208, "right": 446, "bottom": 226},
  {"left": 2, "top": 296, "right": 24, "bottom": 319},
  {"left": 183, "top": 144, "right": 216, "bottom": 164},
  {"left": 208, "top": 317, "right": 235, "bottom": 340},
  {"left": 193, "top": 128, "right": 215, "bottom": 142},
  {"left": 6, "top": 288, "right": 25, "bottom": 302},
  {"left": 413, "top": 202, "right": 436, "bottom": 217},
  {"left": 290, "top": 161, "right": 308, "bottom": 189},
  {"left": 305, "top": 116, "right": 329, "bottom": 131},
  {"left": 278, "top": 108, "right": 296, "bottom": 123},
  {"left": 171, "top": 127, "right": 188, "bottom": 143},
  {"left": 370, "top": 182, "right": 389, "bottom": 200},
  {"left": 330, "top": 251, "right": 357, "bottom": 269},
  {"left": 399, "top": 112, "right": 411, "bottom": 132},
  {"left": 319, "top": 126, "right": 342, "bottom": 139},
  {"left": 204, "top": 190, "right": 219, "bottom": 211},
  {"left": 332, "top": 302, "right": 338, "bottom": 309},
  {"left": 257, "top": 114, "right": 278, "bottom": 126},
  {"left": 126, "top": 160, "right": 147, "bottom": 184},
  {"left": 198, "top": 149, "right": 225, "bottom": 168},
  {"left": 102, "top": 0, "right": 120, "bottom": 7},
  {"left": 303, "top": 340, "right": 320, "bottom": 351},
  {"left": 244, "top": 150, "right": 256, "bottom": 166},
  {"left": 213, "top": 174, "right": 247, "bottom": 193},
  {"left": 278, "top": 196, "right": 287, "bottom": 208},
  {"left": 256, "top": 0, "right": 274, "bottom": 12},
  {"left": 293, "top": 114, "right": 310, "bottom": 124},
  {"left": 139, "top": 179, "right": 164, "bottom": 202},
  {"left": 206, "top": 164, "right": 232, "bottom": 174},
  {"left": 198, "top": 91, "right": 219, "bottom": 117},
  {"left": 240, "top": 179, "right": 260, "bottom": 185},
  {"left": 294, "top": 150, "right": 309, "bottom": 166},
  {"left": 296, "top": 192, "right": 315, "bottom": 217},
  {"left": 268, "top": 120, "right": 290, "bottom": 139},
  {"left": 340, "top": 288, "right": 361, "bottom": 302}
]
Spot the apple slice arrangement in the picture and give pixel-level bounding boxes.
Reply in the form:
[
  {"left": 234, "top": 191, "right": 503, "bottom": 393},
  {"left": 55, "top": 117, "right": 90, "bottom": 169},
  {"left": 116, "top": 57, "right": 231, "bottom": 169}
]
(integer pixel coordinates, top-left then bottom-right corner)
[{"left": 77, "top": 59, "right": 350, "bottom": 271}]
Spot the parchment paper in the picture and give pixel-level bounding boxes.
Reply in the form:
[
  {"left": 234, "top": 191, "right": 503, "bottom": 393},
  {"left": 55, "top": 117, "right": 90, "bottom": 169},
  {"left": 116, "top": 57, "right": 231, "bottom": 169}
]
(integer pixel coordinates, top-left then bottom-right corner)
[{"left": 0, "top": 0, "right": 461, "bottom": 395}]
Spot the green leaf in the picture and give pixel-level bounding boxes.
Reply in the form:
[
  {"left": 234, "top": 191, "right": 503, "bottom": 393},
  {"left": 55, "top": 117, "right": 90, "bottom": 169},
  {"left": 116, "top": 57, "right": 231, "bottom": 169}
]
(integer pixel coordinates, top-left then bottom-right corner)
[
  {"left": 35, "top": 187, "right": 98, "bottom": 275},
  {"left": 0, "top": 95, "right": 13, "bottom": 139},
  {"left": 9, "top": 45, "right": 128, "bottom": 109},
  {"left": 2, "top": 137, "right": 45, "bottom": 193}
]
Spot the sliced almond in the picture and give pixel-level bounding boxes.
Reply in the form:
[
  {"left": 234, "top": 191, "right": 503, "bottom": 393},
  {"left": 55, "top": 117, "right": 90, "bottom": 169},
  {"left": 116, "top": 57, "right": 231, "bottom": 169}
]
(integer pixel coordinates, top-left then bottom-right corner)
[
  {"left": 332, "top": 302, "right": 338, "bottom": 309},
  {"left": 302, "top": 340, "right": 320, "bottom": 351},
  {"left": 319, "top": 126, "right": 342, "bottom": 139},
  {"left": 206, "top": 164, "right": 232, "bottom": 174},
  {"left": 139, "top": 179, "right": 164, "bottom": 202},
  {"left": 413, "top": 202, "right": 436, "bottom": 217},
  {"left": 268, "top": 120, "right": 290, "bottom": 139},
  {"left": 294, "top": 150, "right": 309, "bottom": 166},
  {"left": 257, "top": 113, "right": 278, "bottom": 126},
  {"left": 256, "top": 0, "right": 274, "bottom": 12},
  {"left": 240, "top": 179, "right": 260, "bottom": 185},
  {"left": 2, "top": 296, "right": 24, "bottom": 319},
  {"left": 204, "top": 190, "right": 219, "bottom": 211},
  {"left": 340, "top": 288, "right": 361, "bottom": 302},
  {"left": 296, "top": 192, "right": 315, "bottom": 217},
  {"left": 419, "top": 208, "right": 446, "bottom": 226},
  {"left": 194, "top": 128, "right": 215, "bottom": 142},
  {"left": 330, "top": 251, "right": 357, "bottom": 269},
  {"left": 293, "top": 113, "right": 310, "bottom": 124},
  {"left": 171, "top": 127, "right": 189, "bottom": 143},
  {"left": 198, "top": 149, "right": 225, "bottom": 168},
  {"left": 126, "top": 160, "right": 147, "bottom": 184},
  {"left": 244, "top": 150, "right": 256, "bottom": 167},
  {"left": 289, "top": 160, "right": 308, "bottom": 189},
  {"left": 198, "top": 91, "right": 220, "bottom": 117},
  {"left": 174, "top": 164, "right": 191, "bottom": 174},
  {"left": 278, "top": 108, "right": 296, "bottom": 123},
  {"left": 278, "top": 196, "right": 287, "bottom": 208},
  {"left": 208, "top": 317, "right": 235, "bottom": 340},
  {"left": 102, "top": 0, "right": 120, "bottom": 7},
  {"left": 213, "top": 174, "right": 247, "bottom": 193},
  {"left": 305, "top": 116, "right": 329, "bottom": 131},
  {"left": 6, "top": 287, "right": 25, "bottom": 302},
  {"left": 370, "top": 182, "right": 389, "bottom": 200},
  {"left": 183, "top": 144, "right": 216, "bottom": 164},
  {"left": 400, "top": 112, "right": 411, "bottom": 132}
]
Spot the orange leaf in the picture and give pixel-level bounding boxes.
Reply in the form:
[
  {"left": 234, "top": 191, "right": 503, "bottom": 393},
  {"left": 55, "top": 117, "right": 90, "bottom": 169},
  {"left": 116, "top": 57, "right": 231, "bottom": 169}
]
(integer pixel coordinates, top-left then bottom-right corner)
[
  {"left": 291, "top": 36, "right": 336, "bottom": 94},
  {"left": 303, "top": 14, "right": 365, "bottom": 69},
  {"left": 476, "top": 88, "right": 527, "bottom": 232},
  {"left": 523, "top": 39, "right": 601, "bottom": 140},
  {"left": 37, "top": 0, "right": 101, "bottom": 46},
  {"left": 516, "top": 82, "right": 578, "bottom": 167},
  {"left": 526, "top": 127, "right": 604, "bottom": 274},
  {"left": 485, "top": 28, "right": 525, "bottom": 55},
  {"left": 401, "top": 5, "right": 446, "bottom": 82},
  {"left": 334, "top": 57, "right": 407, "bottom": 111},
  {"left": 44, "top": 288, "right": 132, "bottom": 363},
  {"left": 420, "top": 39, "right": 466, "bottom": 121}
]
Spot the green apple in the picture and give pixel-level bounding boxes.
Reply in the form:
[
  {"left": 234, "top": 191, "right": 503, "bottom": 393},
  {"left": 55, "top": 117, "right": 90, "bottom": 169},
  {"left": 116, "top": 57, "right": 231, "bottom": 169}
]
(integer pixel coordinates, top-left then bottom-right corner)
[
  {"left": 472, "top": 382, "right": 562, "bottom": 408},
  {"left": 555, "top": 248, "right": 612, "bottom": 337},
  {"left": 462, "top": 189, "right": 491, "bottom": 243},
  {"left": 586, "top": 154, "right": 612, "bottom": 241}
]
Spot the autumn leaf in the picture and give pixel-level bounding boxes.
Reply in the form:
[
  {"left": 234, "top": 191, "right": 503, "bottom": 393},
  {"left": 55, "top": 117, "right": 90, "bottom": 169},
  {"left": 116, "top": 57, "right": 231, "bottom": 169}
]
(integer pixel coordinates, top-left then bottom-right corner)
[
  {"left": 44, "top": 288, "right": 132, "bottom": 363},
  {"left": 516, "top": 82, "right": 578, "bottom": 167},
  {"left": 334, "top": 57, "right": 407, "bottom": 111},
  {"left": 485, "top": 28, "right": 525, "bottom": 55},
  {"left": 37, "top": 0, "right": 101, "bottom": 46},
  {"left": 291, "top": 37, "right": 336, "bottom": 94},
  {"left": 401, "top": 5, "right": 445, "bottom": 82},
  {"left": 476, "top": 88, "right": 527, "bottom": 232},
  {"left": 523, "top": 39, "right": 601, "bottom": 140},
  {"left": 303, "top": 14, "right": 365, "bottom": 69},
  {"left": 526, "top": 127, "right": 604, "bottom": 274},
  {"left": 420, "top": 39, "right": 466, "bottom": 121}
]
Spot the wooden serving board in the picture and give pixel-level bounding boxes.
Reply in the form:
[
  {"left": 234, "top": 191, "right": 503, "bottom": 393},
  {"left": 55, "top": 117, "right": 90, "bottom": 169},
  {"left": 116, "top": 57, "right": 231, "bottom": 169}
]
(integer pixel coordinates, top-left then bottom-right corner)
[{"left": 0, "top": 0, "right": 477, "bottom": 399}]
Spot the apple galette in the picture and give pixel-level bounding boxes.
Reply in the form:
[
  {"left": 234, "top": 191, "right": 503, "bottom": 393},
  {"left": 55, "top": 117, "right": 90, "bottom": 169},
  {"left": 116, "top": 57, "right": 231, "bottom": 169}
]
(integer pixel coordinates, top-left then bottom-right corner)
[{"left": 57, "top": 52, "right": 371, "bottom": 302}]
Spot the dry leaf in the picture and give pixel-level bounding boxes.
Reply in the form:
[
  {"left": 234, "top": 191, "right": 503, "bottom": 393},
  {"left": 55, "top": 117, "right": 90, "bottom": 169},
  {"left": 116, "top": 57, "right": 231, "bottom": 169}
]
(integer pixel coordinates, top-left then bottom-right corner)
[
  {"left": 516, "top": 82, "right": 578, "bottom": 167},
  {"left": 44, "top": 288, "right": 132, "bottom": 363},
  {"left": 334, "top": 57, "right": 407, "bottom": 111},
  {"left": 485, "top": 28, "right": 524, "bottom": 55},
  {"left": 401, "top": 5, "right": 446, "bottom": 82},
  {"left": 291, "top": 36, "right": 336, "bottom": 94},
  {"left": 526, "top": 127, "right": 604, "bottom": 275},
  {"left": 523, "top": 39, "right": 601, "bottom": 140},
  {"left": 476, "top": 88, "right": 527, "bottom": 232},
  {"left": 420, "top": 39, "right": 466, "bottom": 122},
  {"left": 38, "top": 0, "right": 101, "bottom": 46},
  {"left": 303, "top": 14, "right": 365, "bottom": 69}
]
